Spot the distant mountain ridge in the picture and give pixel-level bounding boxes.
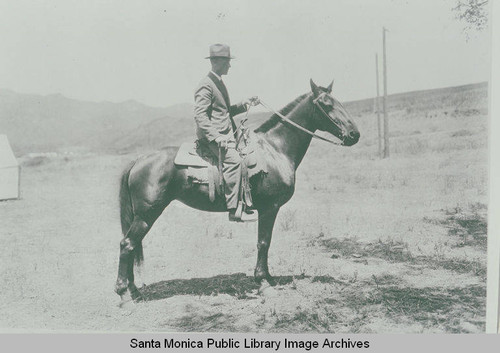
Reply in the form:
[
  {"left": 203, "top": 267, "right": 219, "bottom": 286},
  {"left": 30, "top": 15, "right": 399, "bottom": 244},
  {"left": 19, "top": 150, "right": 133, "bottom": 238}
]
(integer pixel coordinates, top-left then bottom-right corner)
[
  {"left": 0, "top": 89, "right": 194, "bottom": 155},
  {"left": 0, "top": 82, "right": 487, "bottom": 155}
]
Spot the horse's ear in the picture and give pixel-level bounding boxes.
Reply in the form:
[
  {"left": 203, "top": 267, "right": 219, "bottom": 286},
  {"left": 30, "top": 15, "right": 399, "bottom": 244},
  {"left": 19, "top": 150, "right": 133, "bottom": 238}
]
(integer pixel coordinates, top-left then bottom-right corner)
[
  {"left": 326, "top": 80, "right": 334, "bottom": 93},
  {"left": 310, "top": 79, "right": 320, "bottom": 97}
]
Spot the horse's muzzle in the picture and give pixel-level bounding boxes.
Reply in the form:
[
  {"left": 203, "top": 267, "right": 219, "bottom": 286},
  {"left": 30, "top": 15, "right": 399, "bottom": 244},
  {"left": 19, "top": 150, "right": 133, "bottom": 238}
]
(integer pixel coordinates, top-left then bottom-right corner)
[{"left": 343, "top": 130, "right": 360, "bottom": 146}]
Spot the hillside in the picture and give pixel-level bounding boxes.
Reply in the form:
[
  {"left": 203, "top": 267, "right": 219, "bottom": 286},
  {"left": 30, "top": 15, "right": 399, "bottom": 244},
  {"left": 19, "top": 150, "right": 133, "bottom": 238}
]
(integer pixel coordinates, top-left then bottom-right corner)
[
  {"left": 0, "top": 89, "right": 192, "bottom": 155},
  {"left": 344, "top": 82, "right": 487, "bottom": 116},
  {"left": 0, "top": 82, "right": 488, "bottom": 155},
  {"left": 246, "top": 82, "right": 488, "bottom": 128}
]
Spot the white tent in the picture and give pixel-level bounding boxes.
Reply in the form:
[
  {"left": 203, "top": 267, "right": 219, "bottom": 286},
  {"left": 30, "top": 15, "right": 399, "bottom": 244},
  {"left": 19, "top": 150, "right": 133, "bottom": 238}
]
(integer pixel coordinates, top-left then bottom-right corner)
[{"left": 0, "top": 135, "right": 20, "bottom": 200}]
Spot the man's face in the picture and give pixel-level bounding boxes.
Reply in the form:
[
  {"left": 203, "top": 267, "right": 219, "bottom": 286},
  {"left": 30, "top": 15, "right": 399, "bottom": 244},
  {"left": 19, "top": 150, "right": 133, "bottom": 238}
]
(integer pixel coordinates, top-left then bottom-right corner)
[{"left": 211, "top": 57, "right": 231, "bottom": 75}]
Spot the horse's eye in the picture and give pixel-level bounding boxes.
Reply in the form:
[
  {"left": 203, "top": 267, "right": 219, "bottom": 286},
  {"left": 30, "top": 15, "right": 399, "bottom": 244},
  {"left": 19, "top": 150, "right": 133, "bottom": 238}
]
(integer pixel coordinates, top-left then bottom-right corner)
[{"left": 322, "top": 99, "right": 333, "bottom": 108}]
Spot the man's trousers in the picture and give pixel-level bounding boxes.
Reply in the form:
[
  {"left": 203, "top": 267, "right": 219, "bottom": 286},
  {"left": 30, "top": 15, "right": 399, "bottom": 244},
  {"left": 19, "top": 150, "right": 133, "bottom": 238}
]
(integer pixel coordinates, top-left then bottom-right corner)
[{"left": 207, "top": 141, "right": 242, "bottom": 210}]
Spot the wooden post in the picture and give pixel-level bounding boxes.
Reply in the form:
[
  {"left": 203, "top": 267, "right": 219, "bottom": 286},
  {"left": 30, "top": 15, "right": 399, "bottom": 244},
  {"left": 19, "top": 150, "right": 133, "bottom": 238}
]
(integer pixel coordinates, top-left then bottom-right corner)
[
  {"left": 17, "top": 165, "right": 21, "bottom": 200},
  {"left": 375, "top": 53, "right": 382, "bottom": 159},
  {"left": 383, "top": 27, "right": 389, "bottom": 158}
]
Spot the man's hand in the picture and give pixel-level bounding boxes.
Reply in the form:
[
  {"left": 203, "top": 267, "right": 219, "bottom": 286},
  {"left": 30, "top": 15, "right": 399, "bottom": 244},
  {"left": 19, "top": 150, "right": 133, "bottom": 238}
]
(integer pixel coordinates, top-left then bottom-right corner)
[{"left": 243, "top": 96, "right": 260, "bottom": 108}]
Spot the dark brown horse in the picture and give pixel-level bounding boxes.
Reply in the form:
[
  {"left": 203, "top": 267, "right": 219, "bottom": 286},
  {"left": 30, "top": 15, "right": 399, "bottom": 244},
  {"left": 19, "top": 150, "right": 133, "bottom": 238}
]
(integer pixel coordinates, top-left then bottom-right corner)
[{"left": 115, "top": 80, "right": 360, "bottom": 302}]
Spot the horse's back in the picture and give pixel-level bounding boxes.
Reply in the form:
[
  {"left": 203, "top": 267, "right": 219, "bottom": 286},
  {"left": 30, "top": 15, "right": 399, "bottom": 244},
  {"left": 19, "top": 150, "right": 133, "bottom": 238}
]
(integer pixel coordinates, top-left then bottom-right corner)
[{"left": 130, "top": 146, "right": 179, "bottom": 176}]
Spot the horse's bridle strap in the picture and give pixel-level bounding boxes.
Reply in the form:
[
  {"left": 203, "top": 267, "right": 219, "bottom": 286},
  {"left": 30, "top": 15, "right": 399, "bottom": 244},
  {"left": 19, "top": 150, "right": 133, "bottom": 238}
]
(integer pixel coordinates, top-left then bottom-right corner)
[{"left": 258, "top": 99, "right": 343, "bottom": 145}]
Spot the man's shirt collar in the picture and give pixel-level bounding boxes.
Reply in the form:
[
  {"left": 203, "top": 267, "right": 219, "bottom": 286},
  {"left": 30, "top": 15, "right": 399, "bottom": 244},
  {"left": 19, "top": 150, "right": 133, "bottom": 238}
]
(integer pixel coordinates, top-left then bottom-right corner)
[{"left": 210, "top": 71, "right": 222, "bottom": 81}]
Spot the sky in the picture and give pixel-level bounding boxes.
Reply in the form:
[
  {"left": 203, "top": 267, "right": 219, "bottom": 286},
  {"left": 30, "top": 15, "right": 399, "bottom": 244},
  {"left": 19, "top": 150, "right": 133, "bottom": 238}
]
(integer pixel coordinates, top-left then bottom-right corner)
[{"left": 0, "top": 0, "right": 492, "bottom": 109}]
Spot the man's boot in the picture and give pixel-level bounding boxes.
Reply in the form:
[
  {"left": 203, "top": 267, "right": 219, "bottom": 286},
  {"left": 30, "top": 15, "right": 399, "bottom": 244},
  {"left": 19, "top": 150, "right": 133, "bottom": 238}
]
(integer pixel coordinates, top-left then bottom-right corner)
[
  {"left": 228, "top": 208, "right": 242, "bottom": 222},
  {"left": 228, "top": 207, "right": 257, "bottom": 222}
]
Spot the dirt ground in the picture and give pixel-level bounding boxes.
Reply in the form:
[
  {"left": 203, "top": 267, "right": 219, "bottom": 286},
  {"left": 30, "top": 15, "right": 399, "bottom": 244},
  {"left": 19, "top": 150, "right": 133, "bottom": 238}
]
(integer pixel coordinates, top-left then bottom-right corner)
[{"left": 0, "top": 105, "right": 488, "bottom": 333}]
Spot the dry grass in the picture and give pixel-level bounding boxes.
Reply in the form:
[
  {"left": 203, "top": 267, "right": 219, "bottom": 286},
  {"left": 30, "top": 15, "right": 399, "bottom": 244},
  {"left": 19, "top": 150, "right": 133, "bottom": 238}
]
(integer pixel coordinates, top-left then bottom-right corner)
[
  {"left": 424, "top": 203, "right": 487, "bottom": 249},
  {"left": 262, "top": 279, "right": 485, "bottom": 333},
  {"left": 314, "top": 235, "right": 486, "bottom": 279},
  {"left": 370, "top": 285, "right": 485, "bottom": 332}
]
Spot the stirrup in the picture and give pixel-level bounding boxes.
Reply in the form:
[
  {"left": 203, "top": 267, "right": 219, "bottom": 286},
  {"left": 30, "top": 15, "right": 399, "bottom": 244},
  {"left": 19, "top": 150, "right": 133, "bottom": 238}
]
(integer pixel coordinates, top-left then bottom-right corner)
[{"left": 235, "top": 202, "right": 244, "bottom": 219}]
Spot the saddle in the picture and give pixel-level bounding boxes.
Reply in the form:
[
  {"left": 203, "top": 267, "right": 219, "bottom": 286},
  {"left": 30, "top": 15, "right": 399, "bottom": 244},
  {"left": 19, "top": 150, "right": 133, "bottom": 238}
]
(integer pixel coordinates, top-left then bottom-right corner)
[{"left": 174, "top": 137, "right": 266, "bottom": 208}]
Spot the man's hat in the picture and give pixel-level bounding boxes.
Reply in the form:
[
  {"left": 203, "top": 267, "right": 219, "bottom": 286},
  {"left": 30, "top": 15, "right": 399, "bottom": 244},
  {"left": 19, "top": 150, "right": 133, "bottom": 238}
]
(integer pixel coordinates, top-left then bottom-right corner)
[{"left": 205, "top": 43, "right": 235, "bottom": 59}]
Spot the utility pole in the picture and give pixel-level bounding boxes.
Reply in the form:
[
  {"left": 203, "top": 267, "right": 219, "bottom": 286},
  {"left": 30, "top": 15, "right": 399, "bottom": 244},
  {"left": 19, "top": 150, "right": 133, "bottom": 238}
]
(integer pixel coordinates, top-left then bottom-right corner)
[
  {"left": 375, "top": 53, "right": 382, "bottom": 159},
  {"left": 383, "top": 27, "right": 389, "bottom": 158}
]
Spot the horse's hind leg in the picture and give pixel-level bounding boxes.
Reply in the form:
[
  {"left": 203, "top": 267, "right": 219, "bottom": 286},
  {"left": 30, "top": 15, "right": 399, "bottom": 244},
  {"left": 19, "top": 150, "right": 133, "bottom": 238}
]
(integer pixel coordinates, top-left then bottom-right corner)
[
  {"left": 115, "top": 148, "right": 179, "bottom": 305},
  {"left": 115, "top": 216, "right": 151, "bottom": 301}
]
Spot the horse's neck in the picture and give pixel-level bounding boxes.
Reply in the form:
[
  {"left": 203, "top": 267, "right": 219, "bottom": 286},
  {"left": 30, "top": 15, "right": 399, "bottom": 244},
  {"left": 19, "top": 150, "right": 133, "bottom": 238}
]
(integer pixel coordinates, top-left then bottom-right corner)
[{"left": 262, "top": 99, "right": 315, "bottom": 169}]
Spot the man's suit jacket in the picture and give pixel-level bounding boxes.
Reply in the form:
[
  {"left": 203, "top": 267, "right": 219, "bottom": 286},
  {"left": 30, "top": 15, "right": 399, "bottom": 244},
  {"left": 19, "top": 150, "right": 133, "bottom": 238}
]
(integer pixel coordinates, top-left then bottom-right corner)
[{"left": 194, "top": 72, "right": 247, "bottom": 142}]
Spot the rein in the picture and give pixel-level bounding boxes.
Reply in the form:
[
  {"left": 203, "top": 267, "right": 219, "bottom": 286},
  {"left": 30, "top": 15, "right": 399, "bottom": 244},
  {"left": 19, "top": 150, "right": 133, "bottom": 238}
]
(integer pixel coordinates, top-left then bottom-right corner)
[{"left": 258, "top": 98, "right": 344, "bottom": 146}]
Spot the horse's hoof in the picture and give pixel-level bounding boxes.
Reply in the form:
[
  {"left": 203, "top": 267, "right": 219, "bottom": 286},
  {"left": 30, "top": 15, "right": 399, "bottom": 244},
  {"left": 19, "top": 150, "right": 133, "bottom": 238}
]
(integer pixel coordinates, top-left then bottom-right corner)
[
  {"left": 115, "top": 282, "right": 128, "bottom": 297},
  {"left": 258, "top": 280, "right": 278, "bottom": 298},
  {"left": 254, "top": 270, "right": 275, "bottom": 285},
  {"left": 118, "top": 291, "right": 136, "bottom": 313}
]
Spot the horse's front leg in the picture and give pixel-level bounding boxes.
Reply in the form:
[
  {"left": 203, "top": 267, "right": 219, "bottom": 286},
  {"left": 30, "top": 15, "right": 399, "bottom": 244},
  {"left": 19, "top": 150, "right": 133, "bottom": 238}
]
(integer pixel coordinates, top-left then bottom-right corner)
[{"left": 254, "top": 206, "right": 279, "bottom": 285}]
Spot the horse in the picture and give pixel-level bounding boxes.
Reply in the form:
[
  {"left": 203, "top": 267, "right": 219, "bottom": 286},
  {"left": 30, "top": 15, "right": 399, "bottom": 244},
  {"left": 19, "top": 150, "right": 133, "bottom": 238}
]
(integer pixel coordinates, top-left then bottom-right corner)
[{"left": 115, "top": 79, "right": 360, "bottom": 303}]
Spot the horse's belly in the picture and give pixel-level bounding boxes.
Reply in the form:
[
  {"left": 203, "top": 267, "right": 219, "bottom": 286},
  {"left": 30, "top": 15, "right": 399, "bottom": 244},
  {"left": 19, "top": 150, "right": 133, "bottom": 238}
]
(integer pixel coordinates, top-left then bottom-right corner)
[{"left": 176, "top": 184, "right": 227, "bottom": 212}]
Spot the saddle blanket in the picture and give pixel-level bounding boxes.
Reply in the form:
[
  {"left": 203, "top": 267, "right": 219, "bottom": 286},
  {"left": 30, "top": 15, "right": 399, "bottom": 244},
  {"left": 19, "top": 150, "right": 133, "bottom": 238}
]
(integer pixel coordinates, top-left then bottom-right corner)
[
  {"left": 173, "top": 141, "right": 267, "bottom": 202},
  {"left": 174, "top": 142, "right": 211, "bottom": 167},
  {"left": 174, "top": 141, "right": 266, "bottom": 177}
]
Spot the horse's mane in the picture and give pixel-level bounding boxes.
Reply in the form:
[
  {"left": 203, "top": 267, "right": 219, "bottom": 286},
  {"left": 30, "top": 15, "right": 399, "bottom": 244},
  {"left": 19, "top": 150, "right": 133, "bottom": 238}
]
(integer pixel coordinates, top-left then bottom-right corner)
[{"left": 254, "top": 93, "right": 310, "bottom": 133}]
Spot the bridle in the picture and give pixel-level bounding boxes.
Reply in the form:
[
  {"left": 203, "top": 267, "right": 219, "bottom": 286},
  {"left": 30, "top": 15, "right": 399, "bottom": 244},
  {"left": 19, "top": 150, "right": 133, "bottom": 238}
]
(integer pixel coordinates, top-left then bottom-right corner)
[{"left": 258, "top": 93, "right": 346, "bottom": 145}]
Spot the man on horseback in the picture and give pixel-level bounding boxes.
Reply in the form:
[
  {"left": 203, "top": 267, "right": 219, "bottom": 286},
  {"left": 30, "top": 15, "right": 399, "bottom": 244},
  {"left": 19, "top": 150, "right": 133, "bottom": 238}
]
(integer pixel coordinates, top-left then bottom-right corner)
[
  {"left": 194, "top": 43, "right": 259, "bottom": 222},
  {"left": 115, "top": 70, "right": 360, "bottom": 302}
]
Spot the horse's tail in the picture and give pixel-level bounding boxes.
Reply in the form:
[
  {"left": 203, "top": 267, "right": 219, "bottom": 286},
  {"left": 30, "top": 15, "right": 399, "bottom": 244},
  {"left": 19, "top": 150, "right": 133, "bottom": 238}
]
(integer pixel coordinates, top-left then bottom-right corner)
[
  {"left": 119, "top": 162, "right": 143, "bottom": 265},
  {"left": 119, "top": 162, "right": 134, "bottom": 235}
]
